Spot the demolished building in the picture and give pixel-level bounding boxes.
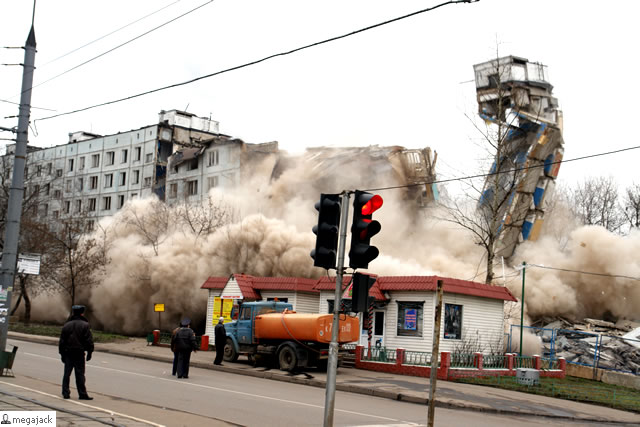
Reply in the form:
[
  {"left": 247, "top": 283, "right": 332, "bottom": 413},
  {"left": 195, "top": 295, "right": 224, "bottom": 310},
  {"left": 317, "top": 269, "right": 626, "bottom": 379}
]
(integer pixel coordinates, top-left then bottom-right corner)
[{"left": 474, "top": 56, "right": 565, "bottom": 259}]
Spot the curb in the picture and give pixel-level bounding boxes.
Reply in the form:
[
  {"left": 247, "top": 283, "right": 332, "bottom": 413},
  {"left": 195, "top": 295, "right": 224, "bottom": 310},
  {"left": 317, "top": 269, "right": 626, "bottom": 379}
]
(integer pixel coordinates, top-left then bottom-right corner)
[{"left": 7, "top": 333, "right": 634, "bottom": 424}]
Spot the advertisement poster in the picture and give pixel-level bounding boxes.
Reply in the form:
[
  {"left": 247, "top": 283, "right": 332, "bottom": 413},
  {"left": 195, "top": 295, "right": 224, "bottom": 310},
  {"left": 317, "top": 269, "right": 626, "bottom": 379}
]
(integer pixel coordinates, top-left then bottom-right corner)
[
  {"left": 404, "top": 308, "right": 417, "bottom": 330},
  {"left": 213, "top": 297, "right": 234, "bottom": 324},
  {"left": 212, "top": 297, "right": 222, "bottom": 322},
  {"left": 222, "top": 299, "right": 233, "bottom": 322},
  {"left": 444, "top": 304, "right": 462, "bottom": 339}
]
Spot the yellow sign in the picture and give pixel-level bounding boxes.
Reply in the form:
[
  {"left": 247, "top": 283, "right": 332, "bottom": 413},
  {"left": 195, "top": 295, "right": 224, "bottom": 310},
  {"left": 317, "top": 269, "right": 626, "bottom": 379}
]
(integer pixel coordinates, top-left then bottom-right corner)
[
  {"left": 154, "top": 303, "right": 165, "bottom": 312},
  {"left": 212, "top": 297, "right": 234, "bottom": 324}
]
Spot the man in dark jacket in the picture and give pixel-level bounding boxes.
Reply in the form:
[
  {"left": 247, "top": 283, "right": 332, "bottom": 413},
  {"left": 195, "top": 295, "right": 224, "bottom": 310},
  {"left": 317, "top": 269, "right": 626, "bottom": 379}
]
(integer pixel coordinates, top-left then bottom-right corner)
[
  {"left": 171, "top": 318, "right": 198, "bottom": 378},
  {"left": 214, "top": 316, "right": 226, "bottom": 365},
  {"left": 59, "top": 305, "right": 94, "bottom": 400}
]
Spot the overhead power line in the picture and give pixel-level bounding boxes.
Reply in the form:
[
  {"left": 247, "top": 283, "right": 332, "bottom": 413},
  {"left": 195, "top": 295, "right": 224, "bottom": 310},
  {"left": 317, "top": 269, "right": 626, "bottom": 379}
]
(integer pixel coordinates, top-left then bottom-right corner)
[
  {"left": 39, "top": 0, "right": 182, "bottom": 68},
  {"left": 363, "top": 145, "right": 640, "bottom": 193},
  {"left": 24, "top": 0, "right": 214, "bottom": 95},
  {"left": 0, "top": 98, "right": 56, "bottom": 111},
  {"left": 527, "top": 264, "right": 640, "bottom": 282},
  {"left": 34, "top": 0, "right": 477, "bottom": 123}
]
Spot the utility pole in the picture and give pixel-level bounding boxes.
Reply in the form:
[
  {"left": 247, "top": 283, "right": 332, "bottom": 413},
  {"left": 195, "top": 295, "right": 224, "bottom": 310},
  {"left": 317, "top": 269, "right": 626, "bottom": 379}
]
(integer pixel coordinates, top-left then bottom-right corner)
[
  {"left": 323, "top": 191, "right": 350, "bottom": 427},
  {"left": 427, "top": 279, "right": 444, "bottom": 427},
  {"left": 0, "top": 8, "right": 37, "bottom": 352},
  {"left": 519, "top": 261, "right": 526, "bottom": 357}
]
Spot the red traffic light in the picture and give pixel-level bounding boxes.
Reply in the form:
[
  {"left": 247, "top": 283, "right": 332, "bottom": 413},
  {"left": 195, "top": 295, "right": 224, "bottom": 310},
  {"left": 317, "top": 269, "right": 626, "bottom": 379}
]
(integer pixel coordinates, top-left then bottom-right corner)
[{"left": 360, "top": 195, "right": 383, "bottom": 215}]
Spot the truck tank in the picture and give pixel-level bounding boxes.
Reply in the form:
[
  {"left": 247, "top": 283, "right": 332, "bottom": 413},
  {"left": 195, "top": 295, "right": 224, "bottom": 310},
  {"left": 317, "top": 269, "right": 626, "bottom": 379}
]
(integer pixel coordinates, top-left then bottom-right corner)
[{"left": 254, "top": 311, "right": 359, "bottom": 343}]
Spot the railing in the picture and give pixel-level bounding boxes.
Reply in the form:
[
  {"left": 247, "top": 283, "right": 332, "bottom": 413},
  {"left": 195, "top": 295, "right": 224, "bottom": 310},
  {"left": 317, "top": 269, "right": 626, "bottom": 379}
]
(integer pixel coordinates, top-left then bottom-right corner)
[
  {"left": 403, "top": 350, "right": 432, "bottom": 366},
  {"left": 450, "top": 352, "right": 475, "bottom": 368},
  {"left": 540, "top": 358, "right": 560, "bottom": 370},
  {"left": 483, "top": 354, "right": 508, "bottom": 369},
  {"left": 157, "top": 332, "right": 202, "bottom": 347},
  {"left": 514, "top": 355, "right": 535, "bottom": 369},
  {"left": 361, "top": 346, "right": 396, "bottom": 363}
]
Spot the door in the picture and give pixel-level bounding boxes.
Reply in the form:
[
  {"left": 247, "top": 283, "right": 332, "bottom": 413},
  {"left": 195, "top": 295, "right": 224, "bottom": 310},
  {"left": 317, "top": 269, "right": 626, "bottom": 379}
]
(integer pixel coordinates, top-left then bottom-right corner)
[
  {"left": 236, "top": 305, "right": 253, "bottom": 345},
  {"left": 359, "top": 310, "right": 385, "bottom": 347}
]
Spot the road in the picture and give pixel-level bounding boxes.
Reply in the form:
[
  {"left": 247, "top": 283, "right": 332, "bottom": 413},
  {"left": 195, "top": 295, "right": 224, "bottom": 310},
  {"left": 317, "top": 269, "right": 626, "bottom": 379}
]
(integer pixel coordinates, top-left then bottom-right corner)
[{"left": 5, "top": 339, "right": 628, "bottom": 427}]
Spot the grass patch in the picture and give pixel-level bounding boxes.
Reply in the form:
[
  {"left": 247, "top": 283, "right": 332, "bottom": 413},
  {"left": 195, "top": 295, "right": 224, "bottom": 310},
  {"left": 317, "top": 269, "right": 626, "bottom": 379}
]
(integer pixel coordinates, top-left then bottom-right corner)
[
  {"left": 456, "top": 375, "right": 640, "bottom": 413},
  {"left": 9, "top": 322, "right": 129, "bottom": 343}
]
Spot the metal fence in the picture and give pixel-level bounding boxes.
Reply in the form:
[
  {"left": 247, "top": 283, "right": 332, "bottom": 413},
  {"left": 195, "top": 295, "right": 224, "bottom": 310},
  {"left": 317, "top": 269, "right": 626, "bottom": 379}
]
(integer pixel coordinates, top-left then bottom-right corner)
[
  {"left": 360, "top": 346, "right": 397, "bottom": 363},
  {"left": 508, "top": 325, "right": 640, "bottom": 375},
  {"left": 403, "top": 350, "right": 433, "bottom": 367}
]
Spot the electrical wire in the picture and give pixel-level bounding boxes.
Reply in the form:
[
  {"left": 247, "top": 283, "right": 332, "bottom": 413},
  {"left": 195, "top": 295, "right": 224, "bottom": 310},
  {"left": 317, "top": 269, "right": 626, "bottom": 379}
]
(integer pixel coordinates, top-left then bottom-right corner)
[
  {"left": 33, "top": 0, "right": 476, "bottom": 123},
  {"left": 38, "top": 0, "right": 182, "bottom": 68},
  {"left": 0, "top": 98, "right": 56, "bottom": 111},
  {"left": 526, "top": 263, "right": 640, "bottom": 282},
  {"left": 24, "top": 0, "right": 214, "bottom": 95},
  {"left": 362, "top": 145, "right": 640, "bottom": 193}
]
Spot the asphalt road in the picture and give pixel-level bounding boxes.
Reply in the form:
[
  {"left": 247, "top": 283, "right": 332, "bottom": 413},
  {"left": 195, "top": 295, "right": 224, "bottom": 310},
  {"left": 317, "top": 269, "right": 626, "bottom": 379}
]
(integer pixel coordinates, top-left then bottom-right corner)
[{"left": 7, "top": 339, "right": 631, "bottom": 427}]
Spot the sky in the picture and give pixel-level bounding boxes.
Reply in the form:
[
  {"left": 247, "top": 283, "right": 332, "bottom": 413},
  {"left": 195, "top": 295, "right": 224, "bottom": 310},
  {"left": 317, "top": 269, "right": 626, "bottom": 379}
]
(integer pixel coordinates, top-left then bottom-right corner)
[{"left": 1, "top": 0, "right": 640, "bottom": 195}]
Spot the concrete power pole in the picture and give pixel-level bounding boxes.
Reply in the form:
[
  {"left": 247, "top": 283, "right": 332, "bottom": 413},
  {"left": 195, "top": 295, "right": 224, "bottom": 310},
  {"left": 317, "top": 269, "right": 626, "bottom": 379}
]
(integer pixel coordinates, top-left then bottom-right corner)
[
  {"left": 0, "top": 20, "right": 37, "bottom": 352},
  {"left": 427, "top": 279, "right": 444, "bottom": 426}
]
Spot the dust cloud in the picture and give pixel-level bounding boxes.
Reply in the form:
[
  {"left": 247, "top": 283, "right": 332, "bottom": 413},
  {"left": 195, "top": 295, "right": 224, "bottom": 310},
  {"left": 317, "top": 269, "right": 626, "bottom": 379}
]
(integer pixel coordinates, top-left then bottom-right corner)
[{"left": 25, "top": 147, "right": 639, "bottom": 341}]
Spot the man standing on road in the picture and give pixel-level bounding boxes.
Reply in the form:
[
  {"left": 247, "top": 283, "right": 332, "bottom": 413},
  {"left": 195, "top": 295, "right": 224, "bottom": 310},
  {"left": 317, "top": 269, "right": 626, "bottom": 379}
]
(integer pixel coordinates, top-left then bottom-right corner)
[
  {"left": 214, "top": 316, "right": 226, "bottom": 365},
  {"left": 171, "top": 318, "right": 198, "bottom": 378},
  {"left": 59, "top": 305, "right": 94, "bottom": 400}
]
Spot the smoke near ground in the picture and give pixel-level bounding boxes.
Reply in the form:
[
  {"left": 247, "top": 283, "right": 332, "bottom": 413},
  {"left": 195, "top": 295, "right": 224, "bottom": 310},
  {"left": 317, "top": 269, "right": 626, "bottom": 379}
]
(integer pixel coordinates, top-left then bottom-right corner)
[{"left": 25, "top": 147, "right": 640, "bottom": 341}]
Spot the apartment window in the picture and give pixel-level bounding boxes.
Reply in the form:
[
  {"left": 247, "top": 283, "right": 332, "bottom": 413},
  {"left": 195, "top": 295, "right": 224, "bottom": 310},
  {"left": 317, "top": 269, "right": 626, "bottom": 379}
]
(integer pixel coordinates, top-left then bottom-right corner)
[
  {"left": 33, "top": 184, "right": 40, "bottom": 195},
  {"left": 102, "top": 196, "right": 111, "bottom": 210},
  {"left": 117, "top": 194, "right": 125, "bottom": 209},
  {"left": 44, "top": 183, "right": 50, "bottom": 196},
  {"left": 145, "top": 153, "right": 153, "bottom": 163},
  {"left": 134, "top": 146, "right": 142, "bottom": 161},
  {"left": 187, "top": 180, "right": 197, "bottom": 196},
  {"left": 75, "top": 199, "right": 82, "bottom": 213},
  {"left": 88, "top": 198, "right": 97, "bottom": 211},
  {"left": 396, "top": 302, "right": 423, "bottom": 337},
  {"left": 444, "top": 304, "right": 463, "bottom": 340},
  {"left": 106, "top": 151, "right": 115, "bottom": 165},
  {"left": 131, "top": 193, "right": 138, "bottom": 199},
  {"left": 53, "top": 210, "right": 59, "bottom": 219},
  {"left": 56, "top": 169, "right": 63, "bottom": 177},
  {"left": 65, "top": 180, "right": 72, "bottom": 192},
  {"left": 42, "top": 204, "right": 48, "bottom": 217},
  {"left": 64, "top": 200, "right": 71, "bottom": 214},
  {"left": 104, "top": 173, "right": 113, "bottom": 188},
  {"left": 169, "top": 183, "right": 178, "bottom": 199},
  {"left": 24, "top": 167, "right": 29, "bottom": 179},
  {"left": 208, "top": 150, "right": 219, "bottom": 166},
  {"left": 119, "top": 172, "right": 126, "bottom": 186},
  {"left": 143, "top": 177, "right": 152, "bottom": 188},
  {"left": 79, "top": 157, "right": 85, "bottom": 170},
  {"left": 133, "top": 170, "right": 140, "bottom": 184},
  {"left": 121, "top": 149, "right": 128, "bottom": 163},
  {"left": 189, "top": 158, "right": 199, "bottom": 170},
  {"left": 68, "top": 158, "right": 74, "bottom": 172},
  {"left": 207, "top": 176, "right": 219, "bottom": 190},
  {"left": 77, "top": 177, "right": 84, "bottom": 191},
  {"left": 36, "top": 165, "right": 42, "bottom": 177},
  {"left": 54, "top": 189, "right": 62, "bottom": 199},
  {"left": 87, "top": 220, "right": 95, "bottom": 232},
  {"left": 90, "top": 176, "right": 98, "bottom": 190},
  {"left": 47, "top": 163, "right": 52, "bottom": 174},
  {"left": 91, "top": 154, "right": 100, "bottom": 168}
]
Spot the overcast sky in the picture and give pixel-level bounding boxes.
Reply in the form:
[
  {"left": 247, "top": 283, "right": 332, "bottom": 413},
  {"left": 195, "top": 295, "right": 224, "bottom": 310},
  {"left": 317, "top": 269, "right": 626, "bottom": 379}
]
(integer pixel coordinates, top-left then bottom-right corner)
[{"left": 1, "top": 0, "right": 639, "bottom": 194}]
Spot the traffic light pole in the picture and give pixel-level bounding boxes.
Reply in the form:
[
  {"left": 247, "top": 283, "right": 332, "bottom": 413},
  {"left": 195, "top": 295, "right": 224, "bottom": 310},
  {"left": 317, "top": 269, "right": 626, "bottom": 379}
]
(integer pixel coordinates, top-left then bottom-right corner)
[{"left": 323, "top": 191, "right": 350, "bottom": 427}]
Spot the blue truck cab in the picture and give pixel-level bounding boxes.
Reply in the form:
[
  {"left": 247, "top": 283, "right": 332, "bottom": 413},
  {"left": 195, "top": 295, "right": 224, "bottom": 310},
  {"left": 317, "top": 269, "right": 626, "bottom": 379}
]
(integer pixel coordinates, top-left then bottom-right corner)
[{"left": 223, "top": 301, "right": 293, "bottom": 363}]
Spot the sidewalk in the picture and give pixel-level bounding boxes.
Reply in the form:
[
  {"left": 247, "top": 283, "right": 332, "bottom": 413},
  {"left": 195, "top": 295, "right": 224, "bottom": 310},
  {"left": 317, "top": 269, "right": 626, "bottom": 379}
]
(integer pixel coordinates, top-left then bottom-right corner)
[{"left": 5, "top": 332, "right": 640, "bottom": 425}]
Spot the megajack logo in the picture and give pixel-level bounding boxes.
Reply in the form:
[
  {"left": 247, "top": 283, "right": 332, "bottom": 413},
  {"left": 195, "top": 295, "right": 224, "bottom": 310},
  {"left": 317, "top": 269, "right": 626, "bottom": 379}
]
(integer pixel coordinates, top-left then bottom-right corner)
[{"left": 0, "top": 412, "right": 56, "bottom": 426}]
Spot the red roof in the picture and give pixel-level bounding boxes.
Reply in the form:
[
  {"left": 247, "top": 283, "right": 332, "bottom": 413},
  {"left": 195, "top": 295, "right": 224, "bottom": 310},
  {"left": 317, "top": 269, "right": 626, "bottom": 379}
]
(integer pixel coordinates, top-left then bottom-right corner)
[{"left": 202, "top": 274, "right": 516, "bottom": 302}]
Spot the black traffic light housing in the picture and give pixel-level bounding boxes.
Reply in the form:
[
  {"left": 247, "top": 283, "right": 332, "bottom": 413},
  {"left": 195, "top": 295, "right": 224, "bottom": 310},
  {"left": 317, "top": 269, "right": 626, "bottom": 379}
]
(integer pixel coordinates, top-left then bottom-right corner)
[
  {"left": 349, "top": 190, "right": 383, "bottom": 269},
  {"left": 310, "top": 193, "right": 341, "bottom": 269},
  {"left": 351, "top": 273, "right": 376, "bottom": 312}
]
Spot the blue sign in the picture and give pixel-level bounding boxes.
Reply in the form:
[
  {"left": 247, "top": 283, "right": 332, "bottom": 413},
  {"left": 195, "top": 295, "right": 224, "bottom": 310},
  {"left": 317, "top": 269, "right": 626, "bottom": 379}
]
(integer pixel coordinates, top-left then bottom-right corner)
[{"left": 404, "top": 309, "right": 417, "bottom": 330}]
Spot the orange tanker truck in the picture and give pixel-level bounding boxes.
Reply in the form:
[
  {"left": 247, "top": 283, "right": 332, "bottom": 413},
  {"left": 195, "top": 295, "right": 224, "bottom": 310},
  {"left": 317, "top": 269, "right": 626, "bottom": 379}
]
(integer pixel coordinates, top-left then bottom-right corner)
[{"left": 223, "top": 301, "right": 359, "bottom": 371}]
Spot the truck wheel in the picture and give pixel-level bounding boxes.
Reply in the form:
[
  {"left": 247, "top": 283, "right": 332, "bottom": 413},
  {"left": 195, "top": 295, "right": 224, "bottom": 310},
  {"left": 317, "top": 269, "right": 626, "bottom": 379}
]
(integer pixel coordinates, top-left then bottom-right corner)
[
  {"left": 223, "top": 338, "right": 238, "bottom": 362},
  {"left": 278, "top": 346, "right": 297, "bottom": 372}
]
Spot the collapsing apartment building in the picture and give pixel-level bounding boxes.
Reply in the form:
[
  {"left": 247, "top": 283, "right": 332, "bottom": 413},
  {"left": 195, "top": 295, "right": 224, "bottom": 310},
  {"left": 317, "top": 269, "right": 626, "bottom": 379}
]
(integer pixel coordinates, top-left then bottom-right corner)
[
  {"left": 474, "top": 56, "right": 565, "bottom": 259},
  {"left": 0, "top": 109, "right": 439, "bottom": 227}
]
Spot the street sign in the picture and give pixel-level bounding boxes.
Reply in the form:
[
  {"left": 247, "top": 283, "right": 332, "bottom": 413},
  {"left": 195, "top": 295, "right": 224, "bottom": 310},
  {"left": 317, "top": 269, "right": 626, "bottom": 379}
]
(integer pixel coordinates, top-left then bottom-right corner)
[
  {"left": 17, "top": 253, "right": 41, "bottom": 275},
  {"left": 154, "top": 303, "right": 165, "bottom": 312}
]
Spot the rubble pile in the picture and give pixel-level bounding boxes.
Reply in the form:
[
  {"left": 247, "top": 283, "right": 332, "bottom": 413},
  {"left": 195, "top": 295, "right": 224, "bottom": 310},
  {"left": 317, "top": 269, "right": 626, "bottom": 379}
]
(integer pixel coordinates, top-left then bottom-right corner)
[{"left": 534, "top": 318, "right": 640, "bottom": 374}]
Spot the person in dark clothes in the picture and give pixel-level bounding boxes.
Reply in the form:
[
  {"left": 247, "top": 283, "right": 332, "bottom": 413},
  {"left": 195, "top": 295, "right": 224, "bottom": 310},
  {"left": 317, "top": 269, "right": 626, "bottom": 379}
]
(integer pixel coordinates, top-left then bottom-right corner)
[
  {"left": 171, "top": 318, "right": 198, "bottom": 378},
  {"left": 59, "top": 305, "right": 94, "bottom": 400},
  {"left": 214, "top": 316, "right": 226, "bottom": 365},
  {"left": 170, "top": 323, "right": 180, "bottom": 376}
]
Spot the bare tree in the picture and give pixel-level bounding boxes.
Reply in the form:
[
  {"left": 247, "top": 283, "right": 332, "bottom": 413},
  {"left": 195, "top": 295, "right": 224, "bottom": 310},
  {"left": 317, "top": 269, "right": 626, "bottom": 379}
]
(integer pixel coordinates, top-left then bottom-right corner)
[
  {"left": 569, "top": 176, "right": 624, "bottom": 233},
  {"left": 621, "top": 183, "right": 640, "bottom": 230},
  {"left": 172, "top": 195, "right": 236, "bottom": 242}
]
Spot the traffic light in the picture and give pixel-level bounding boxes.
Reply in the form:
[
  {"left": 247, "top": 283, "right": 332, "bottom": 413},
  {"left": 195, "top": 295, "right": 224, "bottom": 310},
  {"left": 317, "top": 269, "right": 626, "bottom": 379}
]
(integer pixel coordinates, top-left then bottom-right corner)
[
  {"left": 310, "top": 194, "right": 341, "bottom": 269},
  {"left": 349, "top": 190, "right": 383, "bottom": 269},
  {"left": 351, "top": 273, "right": 376, "bottom": 312}
]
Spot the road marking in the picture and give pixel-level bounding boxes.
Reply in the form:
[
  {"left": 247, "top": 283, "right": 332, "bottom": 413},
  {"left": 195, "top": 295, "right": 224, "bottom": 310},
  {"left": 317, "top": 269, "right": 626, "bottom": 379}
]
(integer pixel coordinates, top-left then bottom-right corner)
[
  {"left": 24, "top": 351, "right": 411, "bottom": 423},
  {"left": 0, "top": 380, "right": 165, "bottom": 427}
]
